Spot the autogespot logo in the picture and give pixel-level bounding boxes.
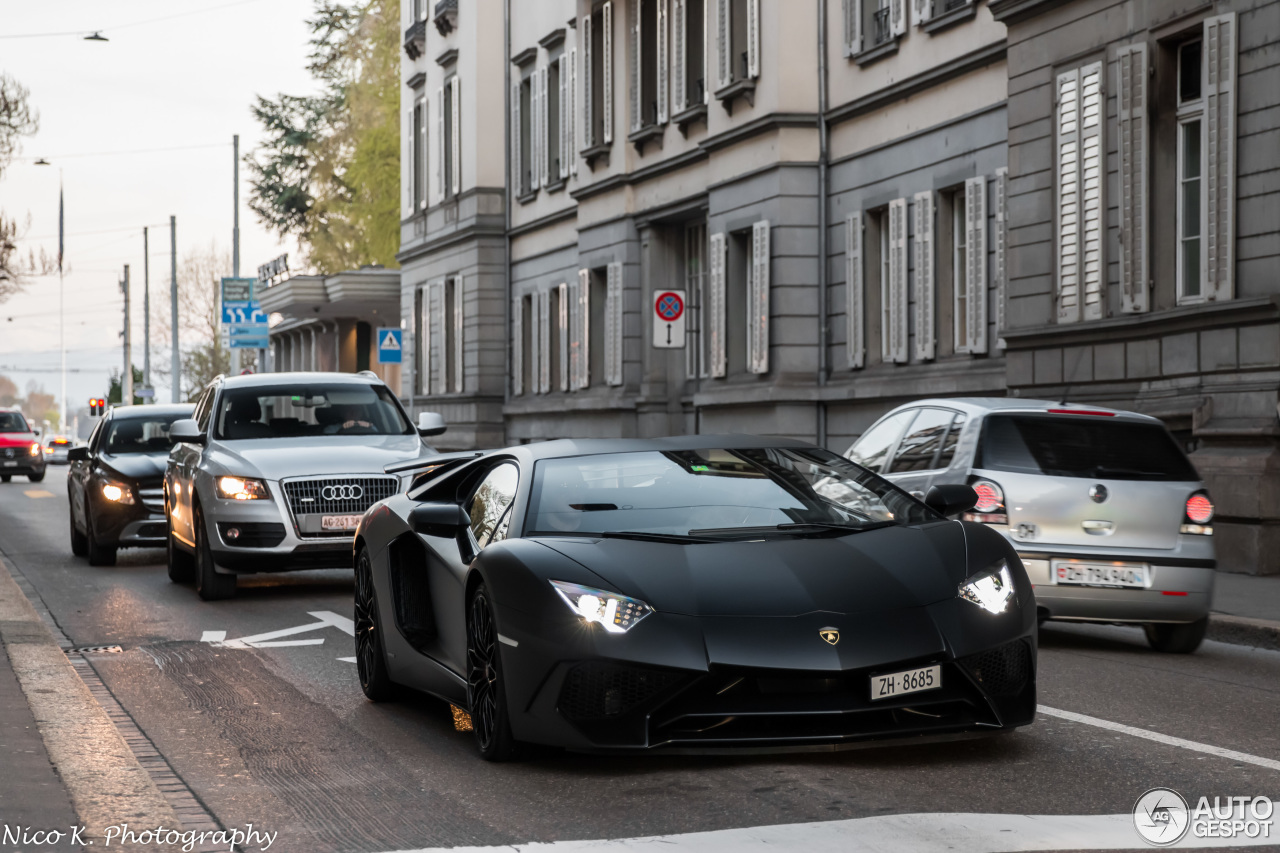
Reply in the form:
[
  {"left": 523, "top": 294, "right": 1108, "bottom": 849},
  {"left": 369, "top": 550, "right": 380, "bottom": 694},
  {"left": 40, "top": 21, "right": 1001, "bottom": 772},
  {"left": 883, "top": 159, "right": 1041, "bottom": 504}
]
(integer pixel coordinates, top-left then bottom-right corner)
[
  {"left": 321, "top": 484, "right": 364, "bottom": 501},
  {"left": 1134, "top": 788, "right": 1190, "bottom": 846}
]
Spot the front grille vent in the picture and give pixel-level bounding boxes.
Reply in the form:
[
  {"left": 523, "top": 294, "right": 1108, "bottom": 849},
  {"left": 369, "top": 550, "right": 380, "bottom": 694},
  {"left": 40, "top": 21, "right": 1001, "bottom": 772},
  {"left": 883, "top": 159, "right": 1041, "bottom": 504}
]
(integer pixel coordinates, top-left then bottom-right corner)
[
  {"left": 958, "top": 640, "right": 1032, "bottom": 697},
  {"left": 138, "top": 486, "right": 164, "bottom": 513},
  {"left": 558, "top": 662, "right": 682, "bottom": 721},
  {"left": 282, "top": 477, "right": 398, "bottom": 517}
]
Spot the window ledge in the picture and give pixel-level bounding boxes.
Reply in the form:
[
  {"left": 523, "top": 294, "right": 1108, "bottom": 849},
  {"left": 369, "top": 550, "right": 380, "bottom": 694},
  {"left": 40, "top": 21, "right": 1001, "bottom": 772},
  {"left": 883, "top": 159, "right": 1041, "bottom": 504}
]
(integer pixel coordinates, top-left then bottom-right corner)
[
  {"left": 516, "top": 190, "right": 538, "bottom": 206},
  {"left": 579, "top": 142, "right": 612, "bottom": 171},
  {"left": 628, "top": 123, "right": 665, "bottom": 155},
  {"left": 673, "top": 102, "right": 708, "bottom": 137},
  {"left": 544, "top": 177, "right": 568, "bottom": 194},
  {"left": 714, "top": 78, "right": 756, "bottom": 115},
  {"left": 851, "top": 37, "right": 899, "bottom": 67},
  {"left": 922, "top": 2, "right": 977, "bottom": 34}
]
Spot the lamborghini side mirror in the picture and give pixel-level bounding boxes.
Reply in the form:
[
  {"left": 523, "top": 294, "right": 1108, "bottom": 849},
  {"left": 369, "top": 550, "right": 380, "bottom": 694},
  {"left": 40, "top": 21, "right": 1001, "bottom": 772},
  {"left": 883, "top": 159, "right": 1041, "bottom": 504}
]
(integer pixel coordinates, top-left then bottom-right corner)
[
  {"left": 924, "top": 484, "right": 978, "bottom": 518},
  {"left": 410, "top": 502, "right": 470, "bottom": 537}
]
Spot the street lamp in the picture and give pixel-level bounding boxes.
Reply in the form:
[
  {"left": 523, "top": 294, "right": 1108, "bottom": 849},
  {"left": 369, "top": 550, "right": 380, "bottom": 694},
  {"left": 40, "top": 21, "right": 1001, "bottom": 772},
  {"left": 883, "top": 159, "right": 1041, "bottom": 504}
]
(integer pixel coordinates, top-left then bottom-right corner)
[
  {"left": 83, "top": 32, "right": 108, "bottom": 42},
  {"left": 34, "top": 159, "right": 67, "bottom": 431}
]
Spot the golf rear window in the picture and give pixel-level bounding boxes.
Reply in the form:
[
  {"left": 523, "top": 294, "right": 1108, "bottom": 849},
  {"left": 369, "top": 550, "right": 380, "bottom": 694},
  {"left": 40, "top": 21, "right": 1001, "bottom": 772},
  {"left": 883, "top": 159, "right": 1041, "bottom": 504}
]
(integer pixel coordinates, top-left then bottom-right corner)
[{"left": 976, "top": 414, "right": 1199, "bottom": 481}]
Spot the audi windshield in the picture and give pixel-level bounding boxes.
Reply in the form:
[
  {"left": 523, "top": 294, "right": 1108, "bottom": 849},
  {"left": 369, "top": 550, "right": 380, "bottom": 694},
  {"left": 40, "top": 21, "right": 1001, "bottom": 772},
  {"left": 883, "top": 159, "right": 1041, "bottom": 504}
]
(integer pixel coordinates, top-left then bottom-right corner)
[
  {"left": 213, "top": 384, "right": 414, "bottom": 440},
  {"left": 525, "top": 447, "right": 938, "bottom": 539}
]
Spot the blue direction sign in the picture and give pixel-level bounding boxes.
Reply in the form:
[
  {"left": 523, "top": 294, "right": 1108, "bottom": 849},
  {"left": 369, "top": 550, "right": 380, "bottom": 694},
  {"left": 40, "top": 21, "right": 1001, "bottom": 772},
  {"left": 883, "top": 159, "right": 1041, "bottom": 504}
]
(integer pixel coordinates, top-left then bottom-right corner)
[
  {"left": 377, "top": 328, "right": 403, "bottom": 364},
  {"left": 221, "top": 300, "right": 269, "bottom": 326}
]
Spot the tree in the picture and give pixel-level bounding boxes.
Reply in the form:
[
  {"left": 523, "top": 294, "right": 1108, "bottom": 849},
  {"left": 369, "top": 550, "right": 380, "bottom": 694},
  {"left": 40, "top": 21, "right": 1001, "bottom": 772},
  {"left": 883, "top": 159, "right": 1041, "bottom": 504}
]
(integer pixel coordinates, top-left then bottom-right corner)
[
  {"left": 108, "top": 366, "right": 146, "bottom": 405},
  {"left": 22, "top": 381, "right": 57, "bottom": 425},
  {"left": 0, "top": 373, "right": 17, "bottom": 407},
  {"left": 248, "top": 0, "right": 401, "bottom": 274},
  {"left": 0, "top": 73, "right": 54, "bottom": 303}
]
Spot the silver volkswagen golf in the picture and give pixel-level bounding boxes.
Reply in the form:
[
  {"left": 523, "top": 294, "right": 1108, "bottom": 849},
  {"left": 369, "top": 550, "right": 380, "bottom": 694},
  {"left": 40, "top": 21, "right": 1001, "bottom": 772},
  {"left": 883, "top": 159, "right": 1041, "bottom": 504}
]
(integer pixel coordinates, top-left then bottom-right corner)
[
  {"left": 844, "top": 398, "right": 1215, "bottom": 653},
  {"left": 165, "top": 371, "right": 446, "bottom": 600}
]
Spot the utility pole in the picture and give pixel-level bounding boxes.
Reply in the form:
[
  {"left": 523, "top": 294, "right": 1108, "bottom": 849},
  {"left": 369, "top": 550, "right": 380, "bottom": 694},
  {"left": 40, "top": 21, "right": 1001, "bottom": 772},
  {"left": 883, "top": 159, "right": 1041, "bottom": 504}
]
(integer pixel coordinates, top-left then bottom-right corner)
[
  {"left": 143, "top": 228, "right": 151, "bottom": 400},
  {"left": 231, "top": 134, "right": 241, "bottom": 374},
  {"left": 170, "top": 215, "right": 179, "bottom": 402},
  {"left": 121, "top": 265, "right": 133, "bottom": 404}
]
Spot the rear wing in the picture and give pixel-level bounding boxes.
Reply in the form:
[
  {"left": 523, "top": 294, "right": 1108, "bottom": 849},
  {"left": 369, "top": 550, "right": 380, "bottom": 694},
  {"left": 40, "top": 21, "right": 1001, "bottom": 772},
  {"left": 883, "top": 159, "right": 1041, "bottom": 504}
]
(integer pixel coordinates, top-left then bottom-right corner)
[{"left": 384, "top": 450, "right": 485, "bottom": 476}]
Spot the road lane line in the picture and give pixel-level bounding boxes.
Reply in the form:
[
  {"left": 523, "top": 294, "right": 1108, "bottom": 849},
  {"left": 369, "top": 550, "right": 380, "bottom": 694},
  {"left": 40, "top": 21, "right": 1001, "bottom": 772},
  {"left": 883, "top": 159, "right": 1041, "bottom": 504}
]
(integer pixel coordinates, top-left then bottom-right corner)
[
  {"left": 24, "top": 489, "right": 54, "bottom": 498},
  {"left": 250, "top": 638, "right": 326, "bottom": 648},
  {"left": 200, "top": 630, "right": 226, "bottom": 643},
  {"left": 380, "top": 805, "right": 1280, "bottom": 853},
  {"left": 1039, "top": 705, "right": 1280, "bottom": 772},
  {"left": 310, "top": 609, "right": 355, "bottom": 636}
]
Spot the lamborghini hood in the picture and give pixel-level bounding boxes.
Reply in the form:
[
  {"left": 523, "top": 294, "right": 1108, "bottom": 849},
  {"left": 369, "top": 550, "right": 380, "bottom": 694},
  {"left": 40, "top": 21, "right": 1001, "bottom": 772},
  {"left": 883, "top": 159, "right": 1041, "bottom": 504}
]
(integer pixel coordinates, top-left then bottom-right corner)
[{"left": 534, "top": 521, "right": 969, "bottom": 618}]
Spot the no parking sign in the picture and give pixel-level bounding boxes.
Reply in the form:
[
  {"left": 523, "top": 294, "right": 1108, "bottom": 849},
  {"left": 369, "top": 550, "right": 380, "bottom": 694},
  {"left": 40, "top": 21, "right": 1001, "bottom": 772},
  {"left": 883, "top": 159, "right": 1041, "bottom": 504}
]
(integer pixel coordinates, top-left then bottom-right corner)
[{"left": 652, "top": 290, "right": 686, "bottom": 349}]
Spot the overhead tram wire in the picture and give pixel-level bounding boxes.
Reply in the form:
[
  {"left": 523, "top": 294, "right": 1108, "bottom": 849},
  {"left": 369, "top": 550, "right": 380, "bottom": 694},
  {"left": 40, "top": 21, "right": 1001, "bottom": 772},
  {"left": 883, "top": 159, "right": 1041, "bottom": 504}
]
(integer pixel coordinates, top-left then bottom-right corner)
[{"left": 0, "top": 0, "right": 267, "bottom": 39}]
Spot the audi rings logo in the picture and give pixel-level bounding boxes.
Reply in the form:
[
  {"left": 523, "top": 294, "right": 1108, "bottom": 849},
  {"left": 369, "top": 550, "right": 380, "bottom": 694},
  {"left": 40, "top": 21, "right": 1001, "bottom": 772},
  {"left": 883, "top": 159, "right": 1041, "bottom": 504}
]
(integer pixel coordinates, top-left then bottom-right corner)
[{"left": 321, "top": 484, "right": 364, "bottom": 501}]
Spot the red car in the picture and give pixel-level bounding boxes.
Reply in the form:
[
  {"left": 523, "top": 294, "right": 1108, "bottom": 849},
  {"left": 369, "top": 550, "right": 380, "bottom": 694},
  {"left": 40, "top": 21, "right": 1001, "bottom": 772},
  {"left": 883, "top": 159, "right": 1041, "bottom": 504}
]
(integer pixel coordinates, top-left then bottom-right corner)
[{"left": 0, "top": 409, "right": 47, "bottom": 483}]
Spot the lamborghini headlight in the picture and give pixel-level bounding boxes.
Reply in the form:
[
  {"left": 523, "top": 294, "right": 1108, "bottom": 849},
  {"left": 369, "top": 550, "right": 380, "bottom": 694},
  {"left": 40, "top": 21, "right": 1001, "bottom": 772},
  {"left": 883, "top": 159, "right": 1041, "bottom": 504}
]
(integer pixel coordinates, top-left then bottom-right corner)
[
  {"left": 550, "top": 581, "right": 653, "bottom": 634},
  {"left": 958, "top": 560, "right": 1015, "bottom": 614}
]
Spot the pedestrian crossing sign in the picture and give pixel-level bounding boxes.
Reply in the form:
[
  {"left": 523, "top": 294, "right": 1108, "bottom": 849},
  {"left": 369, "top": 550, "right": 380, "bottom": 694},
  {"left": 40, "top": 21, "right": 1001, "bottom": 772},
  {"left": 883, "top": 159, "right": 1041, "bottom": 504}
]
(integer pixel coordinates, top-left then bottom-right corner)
[{"left": 377, "top": 328, "right": 403, "bottom": 364}]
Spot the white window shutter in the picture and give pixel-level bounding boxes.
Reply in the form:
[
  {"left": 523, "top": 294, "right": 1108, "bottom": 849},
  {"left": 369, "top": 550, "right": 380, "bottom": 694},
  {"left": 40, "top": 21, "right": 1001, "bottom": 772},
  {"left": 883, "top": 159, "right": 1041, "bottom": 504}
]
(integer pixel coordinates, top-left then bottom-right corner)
[
  {"left": 965, "top": 176, "right": 988, "bottom": 355},
  {"left": 537, "top": 289, "right": 551, "bottom": 394},
  {"left": 1079, "top": 62, "right": 1103, "bottom": 321},
  {"left": 419, "top": 285, "right": 432, "bottom": 392},
  {"left": 557, "top": 282, "right": 570, "bottom": 390},
  {"left": 511, "top": 81, "right": 522, "bottom": 197},
  {"left": 570, "top": 272, "right": 586, "bottom": 389},
  {"left": 1116, "top": 43, "right": 1148, "bottom": 314},
  {"left": 402, "top": 108, "right": 412, "bottom": 218},
  {"left": 673, "top": 0, "right": 686, "bottom": 111},
  {"left": 994, "top": 167, "right": 1008, "bottom": 349},
  {"left": 709, "top": 232, "right": 727, "bottom": 377},
  {"left": 845, "top": 211, "right": 864, "bottom": 369},
  {"left": 602, "top": 1, "right": 614, "bottom": 144},
  {"left": 1203, "top": 13, "right": 1236, "bottom": 303},
  {"left": 539, "top": 66, "right": 550, "bottom": 186},
  {"left": 657, "top": 0, "right": 669, "bottom": 123},
  {"left": 582, "top": 17, "right": 593, "bottom": 149},
  {"left": 580, "top": 270, "right": 592, "bottom": 388},
  {"left": 452, "top": 275, "right": 465, "bottom": 393},
  {"left": 749, "top": 220, "right": 770, "bottom": 373},
  {"left": 1055, "top": 68, "right": 1081, "bottom": 324},
  {"left": 910, "top": 0, "right": 932, "bottom": 28},
  {"left": 435, "top": 87, "right": 445, "bottom": 203},
  {"left": 569, "top": 49, "right": 578, "bottom": 173},
  {"left": 511, "top": 295, "right": 523, "bottom": 396},
  {"left": 450, "top": 77, "right": 461, "bottom": 197},
  {"left": 530, "top": 72, "right": 541, "bottom": 191},
  {"left": 747, "top": 0, "right": 759, "bottom": 79},
  {"left": 559, "top": 55, "right": 569, "bottom": 179},
  {"left": 716, "top": 0, "right": 730, "bottom": 89},
  {"left": 606, "top": 261, "right": 624, "bottom": 385},
  {"left": 421, "top": 98, "right": 429, "bottom": 208},
  {"left": 702, "top": 0, "right": 710, "bottom": 102},
  {"left": 527, "top": 293, "right": 541, "bottom": 396},
  {"left": 890, "top": 0, "right": 906, "bottom": 37},
  {"left": 630, "top": 0, "right": 643, "bottom": 132},
  {"left": 842, "top": 0, "right": 860, "bottom": 56},
  {"left": 912, "top": 191, "right": 935, "bottom": 362},
  {"left": 885, "top": 198, "right": 908, "bottom": 364},
  {"left": 429, "top": 281, "right": 446, "bottom": 392}
]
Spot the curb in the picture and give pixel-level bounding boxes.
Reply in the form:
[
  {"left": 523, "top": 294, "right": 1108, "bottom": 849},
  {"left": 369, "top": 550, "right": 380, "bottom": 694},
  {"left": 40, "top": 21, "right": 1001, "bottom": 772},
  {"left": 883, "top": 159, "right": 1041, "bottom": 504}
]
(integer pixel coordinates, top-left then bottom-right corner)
[
  {"left": 1208, "top": 613, "right": 1280, "bottom": 652},
  {"left": 0, "top": 554, "right": 178, "bottom": 842}
]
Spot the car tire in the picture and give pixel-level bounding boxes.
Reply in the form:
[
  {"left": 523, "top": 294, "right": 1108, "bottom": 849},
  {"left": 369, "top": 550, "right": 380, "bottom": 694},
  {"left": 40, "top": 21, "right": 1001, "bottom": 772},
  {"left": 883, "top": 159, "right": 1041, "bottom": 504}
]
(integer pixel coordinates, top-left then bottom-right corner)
[
  {"left": 354, "top": 547, "right": 397, "bottom": 701},
  {"left": 69, "top": 498, "right": 88, "bottom": 558},
  {"left": 466, "top": 583, "right": 520, "bottom": 762},
  {"left": 193, "top": 505, "right": 236, "bottom": 601},
  {"left": 166, "top": 507, "right": 195, "bottom": 584},
  {"left": 85, "top": 505, "right": 117, "bottom": 567},
  {"left": 28, "top": 471, "right": 44, "bottom": 483},
  {"left": 1, "top": 475, "right": 10, "bottom": 483},
  {"left": 1144, "top": 617, "right": 1208, "bottom": 654}
]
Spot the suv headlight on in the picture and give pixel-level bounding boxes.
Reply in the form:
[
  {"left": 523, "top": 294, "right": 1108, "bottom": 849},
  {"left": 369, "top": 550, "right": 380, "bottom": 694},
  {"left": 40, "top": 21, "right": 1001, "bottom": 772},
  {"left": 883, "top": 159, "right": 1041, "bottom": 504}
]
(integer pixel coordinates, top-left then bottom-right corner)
[
  {"left": 550, "top": 581, "right": 653, "bottom": 634},
  {"left": 958, "top": 560, "right": 1015, "bottom": 614},
  {"left": 101, "top": 479, "right": 135, "bottom": 505},
  {"left": 217, "top": 476, "right": 270, "bottom": 500}
]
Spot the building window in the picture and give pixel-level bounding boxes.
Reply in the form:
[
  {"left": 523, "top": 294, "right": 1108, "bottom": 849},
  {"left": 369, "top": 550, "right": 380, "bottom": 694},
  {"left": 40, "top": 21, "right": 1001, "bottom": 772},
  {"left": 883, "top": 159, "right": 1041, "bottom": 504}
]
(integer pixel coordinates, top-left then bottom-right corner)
[
  {"left": 1177, "top": 39, "right": 1203, "bottom": 302},
  {"left": 546, "top": 58, "right": 562, "bottom": 180},
  {"left": 589, "top": 268, "right": 608, "bottom": 386},
  {"left": 412, "top": 99, "right": 425, "bottom": 210},
  {"left": 843, "top": 0, "right": 904, "bottom": 56},
  {"left": 549, "top": 285, "right": 565, "bottom": 391},
  {"left": 581, "top": 2, "right": 614, "bottom": 151},
  {"left": 1055, "top": 61, "right": 1104, "bottom": 324},
  {"left": 949, "top": 190, "right": 967, "bottom": 349},
  {"left": 443, "top": 76, "right": 459, "bottom": 197},
  {"left": 519, "top": 73, "right": 533, "bottom": 194},
  {"left": 868, "top": 0, "right": 891, "bottom": 46},
  {"left": 424, "top": 277, "right": 464, "bottom": 394},
  {"left": 685, "top": 221, "right": 708, "bottom": 379},
  {"left": 674, "top": 0, "right": 706, "bottom": 112},
  {"left": 714, "top": 0, "right": 758, "bottom": 91},
  {"left": 520, "top": 292, "right": 535, "bottom": 395}
]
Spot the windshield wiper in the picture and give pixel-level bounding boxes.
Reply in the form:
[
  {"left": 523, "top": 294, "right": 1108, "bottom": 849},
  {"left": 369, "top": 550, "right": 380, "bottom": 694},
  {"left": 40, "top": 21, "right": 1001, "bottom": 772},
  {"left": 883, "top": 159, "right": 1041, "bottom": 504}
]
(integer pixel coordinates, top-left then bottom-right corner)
[
  {"left": 1092, "top": 465, "right": 1161, "bottom": 479},
  {"left": 528, "top": 530, "right": 716, "bottom": 544},
  {"left": 689, "top": 521, "right": 895, "bottom": 538}
]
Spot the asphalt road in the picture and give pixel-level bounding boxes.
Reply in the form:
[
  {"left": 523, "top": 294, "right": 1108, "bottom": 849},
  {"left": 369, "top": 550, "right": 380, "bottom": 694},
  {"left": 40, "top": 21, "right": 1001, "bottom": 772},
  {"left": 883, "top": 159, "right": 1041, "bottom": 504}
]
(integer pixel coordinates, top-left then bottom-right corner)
[{"left": 2, "top": 469, "right": 1279, "bottom": 853}]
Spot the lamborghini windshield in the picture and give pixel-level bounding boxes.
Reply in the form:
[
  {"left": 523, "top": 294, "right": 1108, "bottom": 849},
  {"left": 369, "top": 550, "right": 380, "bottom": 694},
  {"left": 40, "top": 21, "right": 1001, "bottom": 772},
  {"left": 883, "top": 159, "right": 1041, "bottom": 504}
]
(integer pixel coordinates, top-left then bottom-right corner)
[{"left": 525, "top": 447, "right": 938, "bottom": 539}]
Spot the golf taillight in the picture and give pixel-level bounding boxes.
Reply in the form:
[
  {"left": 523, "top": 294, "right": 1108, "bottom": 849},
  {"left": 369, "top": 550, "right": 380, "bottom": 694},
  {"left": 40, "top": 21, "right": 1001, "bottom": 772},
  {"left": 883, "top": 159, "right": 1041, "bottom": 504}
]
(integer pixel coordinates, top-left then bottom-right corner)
[
  {"left": 1185, "top": 493, "right": 1213, "bottom": 525},
  {"left": 973, "top": 480, "right": 1004, "bottom": 513}
]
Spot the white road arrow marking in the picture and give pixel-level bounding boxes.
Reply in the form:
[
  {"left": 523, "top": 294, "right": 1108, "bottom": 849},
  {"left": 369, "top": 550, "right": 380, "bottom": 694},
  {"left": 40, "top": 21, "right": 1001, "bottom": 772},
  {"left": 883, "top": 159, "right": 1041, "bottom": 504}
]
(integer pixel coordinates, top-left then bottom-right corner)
[{"left": 202, "top": 611, "right": 354, "bottom": 650}]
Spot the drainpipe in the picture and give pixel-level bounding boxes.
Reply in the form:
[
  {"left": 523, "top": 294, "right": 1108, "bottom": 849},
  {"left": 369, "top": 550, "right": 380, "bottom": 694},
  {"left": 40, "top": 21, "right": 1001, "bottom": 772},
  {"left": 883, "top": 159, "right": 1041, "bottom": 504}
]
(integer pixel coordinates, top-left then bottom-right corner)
[
  {"left": 816, "top": 0, "right": 830, "bottom": 449},
  {"left": 503, "top": 0, "right": 512, "bottom": 409}
]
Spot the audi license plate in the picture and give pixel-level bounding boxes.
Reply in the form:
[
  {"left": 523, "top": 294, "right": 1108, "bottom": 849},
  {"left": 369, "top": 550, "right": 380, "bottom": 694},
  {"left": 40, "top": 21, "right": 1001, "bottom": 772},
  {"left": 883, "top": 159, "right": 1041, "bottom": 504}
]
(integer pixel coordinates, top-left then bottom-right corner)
[
  {"left": 1053, "top": 560, "right": 1148, "bottom": 588},
  {"left": 321, "top": 514, "right": 362, "bottom": 531},
  {"left": 871, "top": 665, "right": 941, "bottom": 701}
]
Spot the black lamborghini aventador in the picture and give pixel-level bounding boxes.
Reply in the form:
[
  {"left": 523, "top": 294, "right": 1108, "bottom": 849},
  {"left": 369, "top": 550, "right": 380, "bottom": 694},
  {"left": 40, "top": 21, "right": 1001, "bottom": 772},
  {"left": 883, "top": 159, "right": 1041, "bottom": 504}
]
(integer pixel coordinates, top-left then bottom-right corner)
[{"left": 353, "top": 435, "right": 1036, "bottom": 760}]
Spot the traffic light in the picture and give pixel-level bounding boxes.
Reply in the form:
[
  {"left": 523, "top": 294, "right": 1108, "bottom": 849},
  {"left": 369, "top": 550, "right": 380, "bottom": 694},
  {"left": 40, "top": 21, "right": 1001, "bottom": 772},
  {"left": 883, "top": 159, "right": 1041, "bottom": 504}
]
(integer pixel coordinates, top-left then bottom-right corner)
[{"left": 88, "top": 398, "right": 106, "bottom": 416}]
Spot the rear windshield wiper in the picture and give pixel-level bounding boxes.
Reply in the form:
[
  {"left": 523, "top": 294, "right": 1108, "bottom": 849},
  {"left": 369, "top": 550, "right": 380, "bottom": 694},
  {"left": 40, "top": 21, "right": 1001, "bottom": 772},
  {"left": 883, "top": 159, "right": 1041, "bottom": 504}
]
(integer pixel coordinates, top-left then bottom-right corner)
[
  {"left": 1092, "top": 465, "right": 1163, "bottom": 479},
  {"left": 528, "top": 530, "right": 716, "bottom": 544}
]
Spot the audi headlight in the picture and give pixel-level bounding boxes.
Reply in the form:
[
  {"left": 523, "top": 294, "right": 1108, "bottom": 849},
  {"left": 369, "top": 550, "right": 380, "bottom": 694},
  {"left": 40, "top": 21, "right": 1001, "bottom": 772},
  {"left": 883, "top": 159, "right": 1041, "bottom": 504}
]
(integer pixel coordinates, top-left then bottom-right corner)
[
  {"left": 958, "top": 560, "right": 1015, "bottom": 614},
  {"left": 217, "top": 476, "right": 269, "bottom": 500},
  {"left": 101, "top": 480, "right": 135, "bottom": 505},
  {"left": 550, "top": 581, "right": 653, "bottom": 634}
]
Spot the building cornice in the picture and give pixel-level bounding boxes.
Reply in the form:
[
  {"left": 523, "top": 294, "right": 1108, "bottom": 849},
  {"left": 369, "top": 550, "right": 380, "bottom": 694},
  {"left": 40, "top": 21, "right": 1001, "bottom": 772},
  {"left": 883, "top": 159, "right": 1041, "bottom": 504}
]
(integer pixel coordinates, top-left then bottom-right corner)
[
  {"left": 508, "top": 205, "right": 578, "bottom": 239},
  {"left": 988, "top": 0, "right": 1072, "bottom": 24},
  {"left": 538, "top": 28, "right": 566, "bottom": 50},
  {"left": 697, "top": 112, "right": 819, "bottom": 154},
  {"left": 1002, "top": 296, "right": 1280, "bottom": 350},
  {"left": 826, "top": 41, "right": 1007, "bottom": 127},
  {"left": 570, "top": 146, "right": 708, "bottom": 202},
  {"left": 511, "top": 46, "right": 537, "bottom": 68}
]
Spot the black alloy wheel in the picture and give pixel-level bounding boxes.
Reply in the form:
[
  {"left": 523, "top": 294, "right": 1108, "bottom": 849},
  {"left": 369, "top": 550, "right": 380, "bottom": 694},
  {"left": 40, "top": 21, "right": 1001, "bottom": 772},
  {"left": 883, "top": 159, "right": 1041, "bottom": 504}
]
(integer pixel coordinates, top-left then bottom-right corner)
[
  {"left": 28, "top": 470, "right": 44, "bottom": 483},
  {"left": 354, "top": 548, "right": 396, "bottom": 701},
  {"left": 69, "top": 491, "right": 88, "bottom": 558},
  {"left": 194, "top": 504, "right": 236, "bottom": 601},
  {"left": 1, "top": 475, "right": 10, "bottom": 483},
  {"left": 1144, "top": 616, "right": 1208, "bottom": 654},
  {"left": 85, "top": 501, "right": 117, "bottom": 567},
  {"left": 466, "top": 584, "right": 519, "bottom": 761},
  {"left": 165, "top": 501, "right": 194, "bottom": 584}
]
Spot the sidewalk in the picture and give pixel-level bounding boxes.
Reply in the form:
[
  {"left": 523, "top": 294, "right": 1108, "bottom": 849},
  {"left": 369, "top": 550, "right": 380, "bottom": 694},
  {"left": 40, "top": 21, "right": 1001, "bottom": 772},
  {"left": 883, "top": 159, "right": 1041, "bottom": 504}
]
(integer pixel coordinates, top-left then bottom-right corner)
[
  {"left": 0, "top": 637, "right": 82, "bottom": 850},
  {"left": 1209, "top": 571, "right": 1280, "bottom": 650}
]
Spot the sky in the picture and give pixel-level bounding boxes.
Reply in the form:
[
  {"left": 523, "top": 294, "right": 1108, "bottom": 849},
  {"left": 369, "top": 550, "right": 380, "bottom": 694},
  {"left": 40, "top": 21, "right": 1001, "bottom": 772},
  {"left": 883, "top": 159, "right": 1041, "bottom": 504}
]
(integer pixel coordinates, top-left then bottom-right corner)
[{"left": 0, "top": 0, "right": 318, "bottom": 421}]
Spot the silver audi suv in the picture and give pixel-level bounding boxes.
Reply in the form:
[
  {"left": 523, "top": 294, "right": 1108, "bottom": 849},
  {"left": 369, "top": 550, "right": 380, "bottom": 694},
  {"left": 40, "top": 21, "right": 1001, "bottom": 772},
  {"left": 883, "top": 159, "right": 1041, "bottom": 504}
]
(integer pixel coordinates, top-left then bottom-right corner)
[
  {"left": 165, "top": 371, "right": 446, "bottom": 600},
  {"left": 844, "top": 398, "right": 1215, "bottom": 652}
]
